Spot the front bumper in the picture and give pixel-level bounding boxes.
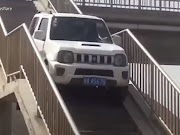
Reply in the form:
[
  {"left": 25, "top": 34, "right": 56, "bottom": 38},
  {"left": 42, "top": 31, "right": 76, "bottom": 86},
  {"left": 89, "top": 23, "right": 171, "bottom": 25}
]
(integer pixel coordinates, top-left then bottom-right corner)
[{"left": 48, "top": 61, "right": 129, "bottom": 87}]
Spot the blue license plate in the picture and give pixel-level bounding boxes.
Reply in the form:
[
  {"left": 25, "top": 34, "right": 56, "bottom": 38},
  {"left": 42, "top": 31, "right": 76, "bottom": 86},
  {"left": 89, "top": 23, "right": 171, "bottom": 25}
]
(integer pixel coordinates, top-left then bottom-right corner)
[{"left": 83, "top": 77, "right": 106, "bottom": 86}]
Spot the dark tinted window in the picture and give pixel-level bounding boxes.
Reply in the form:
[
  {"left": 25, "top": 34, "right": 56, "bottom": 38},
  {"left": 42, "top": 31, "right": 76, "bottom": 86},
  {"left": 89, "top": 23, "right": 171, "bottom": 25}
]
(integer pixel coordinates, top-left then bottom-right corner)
[
  {"left": 29, "top": 17, "right": 39, "bottom": 35},
  {"left": 50, "top": 17, "right": 112, "bottom": 44}
]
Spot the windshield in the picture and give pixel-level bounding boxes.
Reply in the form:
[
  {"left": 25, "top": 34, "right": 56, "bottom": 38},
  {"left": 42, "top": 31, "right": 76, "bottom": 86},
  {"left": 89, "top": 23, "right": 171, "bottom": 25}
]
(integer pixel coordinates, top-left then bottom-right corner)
[{"left": 50, "top": 17, "right": 113, "bottom": 44}]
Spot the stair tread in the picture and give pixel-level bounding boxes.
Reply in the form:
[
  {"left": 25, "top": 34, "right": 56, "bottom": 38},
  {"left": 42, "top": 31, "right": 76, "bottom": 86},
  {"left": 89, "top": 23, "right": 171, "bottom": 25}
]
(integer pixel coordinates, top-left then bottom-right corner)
[{"left": 80, "top": 130, "right": 142, "bottom": 135}]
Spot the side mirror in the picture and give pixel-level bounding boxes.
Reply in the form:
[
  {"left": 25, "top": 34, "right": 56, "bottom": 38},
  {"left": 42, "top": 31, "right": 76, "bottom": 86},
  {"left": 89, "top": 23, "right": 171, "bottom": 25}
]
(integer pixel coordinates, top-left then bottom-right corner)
[
  {"left": 34, "top": 30, "right": 45, "bottom": 41},
  {"left": 112, "top": 35, "right": 121, "bottom": 46}
]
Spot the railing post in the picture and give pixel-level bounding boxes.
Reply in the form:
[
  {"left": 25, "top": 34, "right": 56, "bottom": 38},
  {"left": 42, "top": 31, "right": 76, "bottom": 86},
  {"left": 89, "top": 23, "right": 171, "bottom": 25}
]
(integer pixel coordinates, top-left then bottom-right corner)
[
  {"left": 138, "top": 0, "right": 141, "bottom": 9},
  {"left": 159, "top": 0, "right": 162, "bottom": 11},
  {"left": 151, "top": 63, "right": 154, "bottom": 111},
  {"left": 111, "top": 0, "right": 113, "bottom": 7},
  {"left": 82, "top": 0, "right": 85, "bottom": 6}
]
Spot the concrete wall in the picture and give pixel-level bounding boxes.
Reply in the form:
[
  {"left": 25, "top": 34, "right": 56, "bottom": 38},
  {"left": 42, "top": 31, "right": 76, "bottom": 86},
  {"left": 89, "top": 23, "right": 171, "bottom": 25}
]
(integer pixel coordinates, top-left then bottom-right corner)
[{"left": 80, "top": 6, "right": 180, "bottom": 26}]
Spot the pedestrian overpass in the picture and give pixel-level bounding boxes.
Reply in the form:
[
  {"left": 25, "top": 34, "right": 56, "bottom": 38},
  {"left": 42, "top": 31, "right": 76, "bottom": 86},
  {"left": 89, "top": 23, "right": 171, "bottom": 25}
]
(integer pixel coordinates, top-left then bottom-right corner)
[{"left": 0, "top": 0, "right": 180, "bottom": 135}]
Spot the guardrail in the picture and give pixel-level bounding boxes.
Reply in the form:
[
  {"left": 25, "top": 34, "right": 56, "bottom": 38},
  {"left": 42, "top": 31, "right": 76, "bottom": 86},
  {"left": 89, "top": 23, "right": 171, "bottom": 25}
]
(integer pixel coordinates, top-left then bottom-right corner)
[
  {"left": 0, "top": 17, "right": 80, "bottom": 135},
  {"left": 112, "top": 29, "right": 180, "bottom": 135},
  {"left": 74, "top": 0, "right": 180, "bottom": 12}
]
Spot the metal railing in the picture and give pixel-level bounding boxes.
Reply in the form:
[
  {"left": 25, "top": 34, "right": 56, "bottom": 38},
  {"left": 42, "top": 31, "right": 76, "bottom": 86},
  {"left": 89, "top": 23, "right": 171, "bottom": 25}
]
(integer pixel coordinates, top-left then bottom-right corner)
[
  {"left": 112, "top": 29, "right": 180, "bottom": 135},
  {"left": 0, "top": 17, "right": 80, "bottom": 135},
  {"left": 74, "top": 0, "right": 180, "bottom": 12}
]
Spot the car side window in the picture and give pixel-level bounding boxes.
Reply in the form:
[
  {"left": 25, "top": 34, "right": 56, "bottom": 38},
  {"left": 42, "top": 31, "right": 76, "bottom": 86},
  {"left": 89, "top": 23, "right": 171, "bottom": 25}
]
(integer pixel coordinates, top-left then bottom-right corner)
[
  {"left": 38, "top": 18, "right": 49, "bottom": 37},
  {"left": 29, "top": 17, "right": 39, "bottom": 35}
]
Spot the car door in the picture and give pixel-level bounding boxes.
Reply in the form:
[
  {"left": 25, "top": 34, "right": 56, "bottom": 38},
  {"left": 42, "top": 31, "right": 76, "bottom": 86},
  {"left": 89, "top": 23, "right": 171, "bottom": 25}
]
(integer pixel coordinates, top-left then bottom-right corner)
[{"left": 33, "top": 18, "right": 49, "bottom": 52}]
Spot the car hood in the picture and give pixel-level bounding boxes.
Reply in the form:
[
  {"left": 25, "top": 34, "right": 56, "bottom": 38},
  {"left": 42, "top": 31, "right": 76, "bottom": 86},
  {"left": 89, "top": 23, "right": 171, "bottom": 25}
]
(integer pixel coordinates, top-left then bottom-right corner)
[{"left": 44, "top": 40, "right": 126, "bottom": 60}]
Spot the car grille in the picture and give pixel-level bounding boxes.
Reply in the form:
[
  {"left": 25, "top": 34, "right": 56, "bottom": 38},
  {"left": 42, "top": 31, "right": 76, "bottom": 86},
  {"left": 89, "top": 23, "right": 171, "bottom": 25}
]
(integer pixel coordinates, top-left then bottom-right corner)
[
  {"left": 75, "top": 54, "right": 113, "bottom": 65},
  {"left": 74, "top": 69, "right": 114, "bottom": 77}
]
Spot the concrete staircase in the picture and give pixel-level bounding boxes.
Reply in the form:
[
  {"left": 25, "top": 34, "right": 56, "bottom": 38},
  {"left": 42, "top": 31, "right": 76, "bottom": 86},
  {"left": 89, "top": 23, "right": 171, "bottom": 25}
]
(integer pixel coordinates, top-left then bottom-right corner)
[{"left": 59, "top": 88, "right": 143, "bottom": 135}]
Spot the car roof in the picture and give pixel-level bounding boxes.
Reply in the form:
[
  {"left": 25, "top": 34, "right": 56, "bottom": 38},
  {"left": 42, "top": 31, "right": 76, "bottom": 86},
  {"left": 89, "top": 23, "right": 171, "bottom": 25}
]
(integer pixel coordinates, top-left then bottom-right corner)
[{"left": 34, "top": 12, "right": 102, "bottom": 20}]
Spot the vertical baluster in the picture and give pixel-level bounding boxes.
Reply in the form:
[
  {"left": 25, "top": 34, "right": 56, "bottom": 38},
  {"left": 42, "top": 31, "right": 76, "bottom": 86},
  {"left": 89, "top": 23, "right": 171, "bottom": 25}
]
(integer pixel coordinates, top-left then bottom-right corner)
[
  {"left": 170, "top": 85, "right": 173, "bottom": 132},
  {"left": 136, "top": 47, "right": 139, "bottom": 88},
  {"left": 160, "top": 74, "right": 163, "bottom": 120},
  {"left": 154, "top": 0, "right": 156, "bottom": 10},
  {"left": 111, "top": 0, "right": 113, "bottom": 7},
  {"left": 135, "top": 43, "right": 138, "bottom": 87},
  {"left": 140, "top": 50, "right": 142, "bottom": 93},
  {"left": 154, "top": 67, "right": 157, "bottom": 112},
  {"left": 141, "top": 51, "right": 144, "bottom": 94},
  {"left": 145, "top": 56, "right": 148, "bottom": 101},
  {"left": 178, "top": 93, "right": 180, "bottom": 135},
  {"left": 167, "top": 82, "right": 170, "bottom": 129},
  {"left": 138, "top": 0, "right": 141, "bottom": 9},
  {"left": 130, "top": 36, "right": 133, "bottom": 81},
  {"left": 174, "top": 91, "right": 177, "bottom": 135},
  {"left": 148, "top": 59, "right": 151, "bottom": 104},
  {"left": 158, "top": 71, "right": 160, "bottom": 116},
  {"left": 159, "top": 0, "right": 162, "bottom": 10},
  {"left": 164, "top": 78, "right": 167, "bottom": 125},
  {"left": 165, "top": 79, "right": 168, "bottom": 125},
  {"left": 150, "top": 62, "right": 154, "bottom": 107}
]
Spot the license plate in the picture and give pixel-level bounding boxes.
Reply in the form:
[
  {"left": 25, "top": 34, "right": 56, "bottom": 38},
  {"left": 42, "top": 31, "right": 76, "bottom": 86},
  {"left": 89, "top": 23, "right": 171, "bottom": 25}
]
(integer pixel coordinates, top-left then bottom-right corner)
[{"left": 83, "top": 77, "right": 106, "bottom": 86}]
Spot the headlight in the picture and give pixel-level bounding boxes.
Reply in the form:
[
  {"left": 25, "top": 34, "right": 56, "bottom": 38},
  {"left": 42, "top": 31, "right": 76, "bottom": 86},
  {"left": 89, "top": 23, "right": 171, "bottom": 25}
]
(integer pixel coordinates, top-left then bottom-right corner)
[
  {"left": 58, "top": 51, "right": 74, "bottom": 63},
  {"left": 114, "top": 54, "right": 127, "bottom": 66}
]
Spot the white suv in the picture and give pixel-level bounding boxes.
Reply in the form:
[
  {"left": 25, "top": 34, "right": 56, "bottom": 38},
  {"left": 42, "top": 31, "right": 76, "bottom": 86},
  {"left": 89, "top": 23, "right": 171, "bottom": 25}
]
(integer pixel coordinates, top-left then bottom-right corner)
[{"left": 29, "top": 12, "right": 129, "bottom": 89}]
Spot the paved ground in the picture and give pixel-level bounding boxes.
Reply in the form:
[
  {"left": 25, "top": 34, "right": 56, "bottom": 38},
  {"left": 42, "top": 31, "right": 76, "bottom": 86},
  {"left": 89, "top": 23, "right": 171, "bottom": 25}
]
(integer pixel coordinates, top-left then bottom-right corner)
[{"left": 12, "top": 103, "right": 29, "bottom": 135}]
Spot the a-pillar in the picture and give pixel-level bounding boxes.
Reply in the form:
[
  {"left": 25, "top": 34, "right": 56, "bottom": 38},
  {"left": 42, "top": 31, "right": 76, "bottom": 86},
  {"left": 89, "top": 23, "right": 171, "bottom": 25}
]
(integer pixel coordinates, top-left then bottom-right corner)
[{"left": 0, "top": 100, "right": 12, "bottom": 135}]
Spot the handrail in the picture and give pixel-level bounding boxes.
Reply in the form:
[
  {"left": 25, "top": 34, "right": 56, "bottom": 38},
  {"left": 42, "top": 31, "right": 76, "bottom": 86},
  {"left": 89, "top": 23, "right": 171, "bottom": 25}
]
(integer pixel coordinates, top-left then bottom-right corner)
[
  {"left": 112, "top": 29, "right": 180, "bottom": 93},
  {"left": 112, "top": 29, "right": 180, "bottom": 135},
  {"left": 47, "top": 0, "right": 58, "bottom": 13},
  {"left": 0, "top": 16, "right": 80, "bottom": 135},
  {"left": 68, "top": 0, "right": 83, "bottom": 14},
  {"left": 23, "top": 23, "right": 80, "bottom": 135}
]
